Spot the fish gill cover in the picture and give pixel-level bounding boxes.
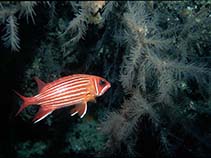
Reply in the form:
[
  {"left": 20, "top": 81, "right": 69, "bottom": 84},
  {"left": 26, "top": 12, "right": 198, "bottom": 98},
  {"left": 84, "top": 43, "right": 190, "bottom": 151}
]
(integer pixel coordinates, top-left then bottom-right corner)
[{"left": 0, "top": 1, "right": 211, "bottom": 158}]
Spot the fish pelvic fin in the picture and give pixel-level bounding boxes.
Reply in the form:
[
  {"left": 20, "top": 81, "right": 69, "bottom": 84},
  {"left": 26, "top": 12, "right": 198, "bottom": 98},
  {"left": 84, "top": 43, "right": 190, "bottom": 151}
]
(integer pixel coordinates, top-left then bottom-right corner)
[
  {"left": 14, "top": 90, "right": 36, "bottom": 116},
  {"left": 33, "top": 107, "right": 53, "bottom": 124},
  {"left": 70, "top": 102, "right": 87, "bottom": 118}
]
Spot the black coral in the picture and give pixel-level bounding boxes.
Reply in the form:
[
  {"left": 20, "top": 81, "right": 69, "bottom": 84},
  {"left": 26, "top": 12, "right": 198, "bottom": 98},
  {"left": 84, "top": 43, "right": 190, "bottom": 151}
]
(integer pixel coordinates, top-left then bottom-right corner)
[{"left": 2, "top": 15, "right": 20, "bottom": 52}]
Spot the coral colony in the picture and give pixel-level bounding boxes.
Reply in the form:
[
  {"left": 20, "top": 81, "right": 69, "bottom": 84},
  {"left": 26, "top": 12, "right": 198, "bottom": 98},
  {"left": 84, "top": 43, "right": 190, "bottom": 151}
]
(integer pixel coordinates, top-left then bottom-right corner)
[{"left": 0, "top": 1, "right": 210, "bottom": 158}]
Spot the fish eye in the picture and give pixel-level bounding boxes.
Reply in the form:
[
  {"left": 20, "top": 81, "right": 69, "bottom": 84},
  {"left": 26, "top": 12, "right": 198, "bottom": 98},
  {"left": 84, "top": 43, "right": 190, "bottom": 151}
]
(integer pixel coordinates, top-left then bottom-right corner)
[{"left": 99, "top": 79, "right": 106, "bottom": 86}]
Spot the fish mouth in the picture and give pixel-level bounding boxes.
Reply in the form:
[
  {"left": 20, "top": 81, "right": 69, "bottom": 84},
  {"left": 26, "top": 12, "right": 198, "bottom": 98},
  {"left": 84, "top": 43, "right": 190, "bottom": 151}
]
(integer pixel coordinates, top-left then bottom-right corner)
[
  {"left": 106, "top": 82, "right": 111, "bottom": 90},
  {"left": 105, "top": 82, "right": 111, "bottom": 92},
  {"left": 98, "top": 82, "right": 111, "bottom": 96},
  {"left": 108, "top": 83, "right": 111, "bottom": 88}
]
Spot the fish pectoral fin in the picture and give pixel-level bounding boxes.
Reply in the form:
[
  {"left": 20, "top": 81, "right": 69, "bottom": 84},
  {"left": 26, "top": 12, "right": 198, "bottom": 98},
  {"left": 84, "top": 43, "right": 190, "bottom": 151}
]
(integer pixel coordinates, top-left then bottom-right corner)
[
  {"left": 85, "top": 93, "right": 96, "bottom": 103},
  {"left": 70, "top": 102, "right": 87, "bottom": 118},
  {"left": 33, "top": 77, "right": 46, "bottom": 92},
  {"left": 90, "top": 98, "right": 96, "bottom": 103},
  {"left": 33, "top": 107, "right": 53, "bottom": 124}
]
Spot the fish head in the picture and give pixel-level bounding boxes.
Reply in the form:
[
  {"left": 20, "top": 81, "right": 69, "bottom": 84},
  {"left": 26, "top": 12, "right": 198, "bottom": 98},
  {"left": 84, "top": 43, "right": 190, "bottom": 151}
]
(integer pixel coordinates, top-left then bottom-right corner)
[{"left": 93, "top": 76, "right": 111, "bottom": 97}]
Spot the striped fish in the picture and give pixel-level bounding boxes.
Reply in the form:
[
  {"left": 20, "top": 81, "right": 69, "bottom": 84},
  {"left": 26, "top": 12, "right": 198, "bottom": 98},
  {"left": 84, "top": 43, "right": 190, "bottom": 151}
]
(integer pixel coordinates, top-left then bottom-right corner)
[{"left": 15, "top": 74, "right": 111, "bottom": 123}]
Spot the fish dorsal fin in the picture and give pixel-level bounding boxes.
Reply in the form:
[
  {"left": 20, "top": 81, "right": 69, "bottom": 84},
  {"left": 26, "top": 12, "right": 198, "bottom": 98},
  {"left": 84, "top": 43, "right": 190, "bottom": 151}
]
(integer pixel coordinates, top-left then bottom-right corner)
[
  {"left": 33, "top": 107, "right": 53, "bottom": 124},
  {"left": 33, "top": 77, "right": 46, "bottom": 92},
  {"left": 70, "top": 102, "right": 87, "bottom": 118}
]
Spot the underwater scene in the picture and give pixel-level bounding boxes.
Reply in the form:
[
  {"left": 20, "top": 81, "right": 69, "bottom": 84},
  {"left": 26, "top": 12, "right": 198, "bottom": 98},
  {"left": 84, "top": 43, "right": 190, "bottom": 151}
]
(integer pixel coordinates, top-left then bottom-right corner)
[{"left": 1, "top": 1, "right": 211, "bottom": 158}]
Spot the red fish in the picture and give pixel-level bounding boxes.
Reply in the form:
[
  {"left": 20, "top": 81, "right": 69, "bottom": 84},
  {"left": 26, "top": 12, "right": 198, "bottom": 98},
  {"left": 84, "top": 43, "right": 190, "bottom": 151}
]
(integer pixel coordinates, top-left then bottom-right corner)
[{"left": 15, "top": 74, "right": 111, "bottom": 123}]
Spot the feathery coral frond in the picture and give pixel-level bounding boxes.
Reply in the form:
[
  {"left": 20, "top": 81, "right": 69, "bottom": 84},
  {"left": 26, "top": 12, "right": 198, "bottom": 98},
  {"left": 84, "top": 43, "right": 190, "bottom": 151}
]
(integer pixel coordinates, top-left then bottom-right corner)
[
  {"left": 19, "top": 1, "right": 37, "bottom": 24},
  {"left": 2, "top": 15, "right": 20, "bottom": 52}
]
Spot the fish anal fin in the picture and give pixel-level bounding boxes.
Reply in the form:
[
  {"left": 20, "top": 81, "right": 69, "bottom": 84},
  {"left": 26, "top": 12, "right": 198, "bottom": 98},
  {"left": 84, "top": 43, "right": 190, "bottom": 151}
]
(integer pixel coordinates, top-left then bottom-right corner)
[
  {"left": 33, "top": 77, "right": 46, "bottom": 92},
  {"left": 70, "top": 102, "right": 87, "bottom": 118},
  {"left": 33, "top": 107, "right": 53, "bottom": 124}
]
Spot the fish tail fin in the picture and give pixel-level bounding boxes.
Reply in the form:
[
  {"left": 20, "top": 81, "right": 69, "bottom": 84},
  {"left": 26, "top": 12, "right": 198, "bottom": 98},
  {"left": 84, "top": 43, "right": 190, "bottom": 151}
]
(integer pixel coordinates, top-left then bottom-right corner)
[{"left": 13, "top": 90, "right": 35, "bottom": 116}]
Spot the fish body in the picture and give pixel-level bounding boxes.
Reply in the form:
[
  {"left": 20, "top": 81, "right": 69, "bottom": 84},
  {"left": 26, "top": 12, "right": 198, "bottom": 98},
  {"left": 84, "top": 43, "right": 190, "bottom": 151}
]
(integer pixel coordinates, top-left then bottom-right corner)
[{"left": 15, "top": 74, "right": 111, "bottom": 123}]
